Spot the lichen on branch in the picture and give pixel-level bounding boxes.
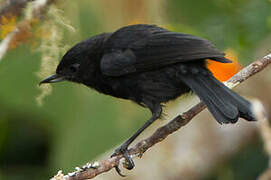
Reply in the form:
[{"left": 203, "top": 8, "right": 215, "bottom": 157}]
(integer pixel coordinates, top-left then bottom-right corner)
[{"left": 36, "top": 5, "right": 74, "bottom": 106}]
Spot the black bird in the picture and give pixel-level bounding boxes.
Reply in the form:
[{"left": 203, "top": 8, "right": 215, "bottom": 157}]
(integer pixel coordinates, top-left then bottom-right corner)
[{"left": 40, "top": 24, "right": 255, "bottom": 174}]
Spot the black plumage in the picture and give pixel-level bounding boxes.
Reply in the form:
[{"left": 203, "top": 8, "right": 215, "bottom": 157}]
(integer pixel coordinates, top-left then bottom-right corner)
[{"left": 40, "top": 24, "right": 255, "bottom": 173}]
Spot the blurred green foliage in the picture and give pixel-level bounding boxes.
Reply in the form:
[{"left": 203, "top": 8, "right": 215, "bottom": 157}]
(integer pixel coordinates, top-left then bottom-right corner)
[
  {"left": 0, "top": 0, "right": 270, "bottom": 179},
  {"left": 167, "top": 0, "right": 271, "bottom": 62}
]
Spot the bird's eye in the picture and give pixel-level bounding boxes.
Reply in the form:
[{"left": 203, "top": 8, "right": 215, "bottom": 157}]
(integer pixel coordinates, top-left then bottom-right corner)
[
  {"left": 70, "top": 66, "right": 77, "bottom": 73},
  {"left": 69, "top": 63, "right": 80, "bottom": 73}
]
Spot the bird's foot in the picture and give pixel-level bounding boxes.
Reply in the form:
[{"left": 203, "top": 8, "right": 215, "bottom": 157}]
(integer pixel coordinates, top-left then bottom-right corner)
[{"left": 111, "top": 145, "right": 135, "bottom": 177}]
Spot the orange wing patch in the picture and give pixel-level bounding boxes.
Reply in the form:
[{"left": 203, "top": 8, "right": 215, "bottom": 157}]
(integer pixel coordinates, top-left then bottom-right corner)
[{"left": 207, "top": 49, "right": 242, "bottom": 82}]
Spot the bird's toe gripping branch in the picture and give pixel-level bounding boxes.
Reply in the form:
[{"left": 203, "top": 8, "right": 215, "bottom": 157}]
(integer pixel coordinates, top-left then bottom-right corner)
[{"left": 111, "top": 145, "right": 135, "bottom": 177}]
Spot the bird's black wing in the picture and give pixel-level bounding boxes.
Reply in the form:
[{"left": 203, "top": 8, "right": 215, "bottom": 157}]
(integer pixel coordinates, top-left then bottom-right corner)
[{"left": 101, "top": 24, "right": 230, "bottom": 76}]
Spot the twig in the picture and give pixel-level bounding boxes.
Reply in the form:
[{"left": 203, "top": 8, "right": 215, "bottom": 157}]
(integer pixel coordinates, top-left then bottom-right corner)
[
  {"left": 0, "top": 0, "right": 33, "bottom": 19},
  {"left": 0, "top": 27, "right": 18, "bottom": 60},
  {"left": 51, "top": 53, "right": 271, "bottom": 180},
  {"left": 253, "top": 100, "right": 271, "bottom": 180},
  {"left": 254, "top": 100, "right": 271, "bottom": 162},
  {"left": 0, "top": 0, "right": 56, "bottom": 62}
]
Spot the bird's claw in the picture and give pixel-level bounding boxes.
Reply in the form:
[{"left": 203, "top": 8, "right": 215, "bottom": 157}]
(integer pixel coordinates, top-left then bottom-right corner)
[
  {"left": 111, "top": 146, "right": 135, "bottom": 176},
  {"left": 114, "top": 166, "right": 126, "bottom": 177}
]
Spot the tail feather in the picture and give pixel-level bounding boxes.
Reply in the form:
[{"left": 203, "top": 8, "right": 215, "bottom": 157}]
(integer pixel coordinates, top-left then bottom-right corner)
[
  {"left": 195, "top": 74, "right": 239, "bottom": 120},
  {"left": 180, "top": 72, "right": 256, "bottom": 124},
  {"left": 212, "top": 78, "right": 255, "bottom": 121}
]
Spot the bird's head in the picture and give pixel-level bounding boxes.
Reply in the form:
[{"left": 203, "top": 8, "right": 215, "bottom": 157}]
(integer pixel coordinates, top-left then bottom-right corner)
[
  {"left": 39, "top": 33, "right": 110, "bottom": 86},
  {"left": 39, "top": 44, "right": 86, "bottom": 85}
]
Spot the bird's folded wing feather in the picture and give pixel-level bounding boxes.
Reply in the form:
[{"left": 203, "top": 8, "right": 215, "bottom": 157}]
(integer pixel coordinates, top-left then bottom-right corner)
[{"left": 101, "top": 27, "right": 230, "bottom": 77}]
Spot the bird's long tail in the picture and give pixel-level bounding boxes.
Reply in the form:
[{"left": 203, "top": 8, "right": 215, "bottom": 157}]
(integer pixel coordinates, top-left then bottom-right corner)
[{"left": 180, "top": 70, "right": 256, "bottom": 124}]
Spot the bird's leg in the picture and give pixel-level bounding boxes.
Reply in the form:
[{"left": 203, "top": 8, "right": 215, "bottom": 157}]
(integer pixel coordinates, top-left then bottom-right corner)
[{"left": 111, "top": 104, "right": 162, "bottom": 175}]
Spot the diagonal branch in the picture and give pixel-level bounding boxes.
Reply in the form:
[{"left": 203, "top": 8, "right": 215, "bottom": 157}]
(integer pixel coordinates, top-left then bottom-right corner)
[
  {"left": 0, "top": 0, "right": 33, "bottom": 19},
  {"left": 51, "top": 53, "right": 271, "bottom": 180},
  {"left": 0, "top": 0, "right": 56, "bottom": 61}
]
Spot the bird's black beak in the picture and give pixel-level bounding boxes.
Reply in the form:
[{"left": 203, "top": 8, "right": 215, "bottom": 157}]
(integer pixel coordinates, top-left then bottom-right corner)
[{"left": 39, "top": 74, "right": 65, "bottom": 86}]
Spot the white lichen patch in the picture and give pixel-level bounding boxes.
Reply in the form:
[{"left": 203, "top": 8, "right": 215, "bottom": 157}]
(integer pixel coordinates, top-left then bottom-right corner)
[
  {"left": 50, "top": 170, "right": 66, "bottom": 180},
  {"left": 223, "top": 81, "right": 239, "bottom": 89}
]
